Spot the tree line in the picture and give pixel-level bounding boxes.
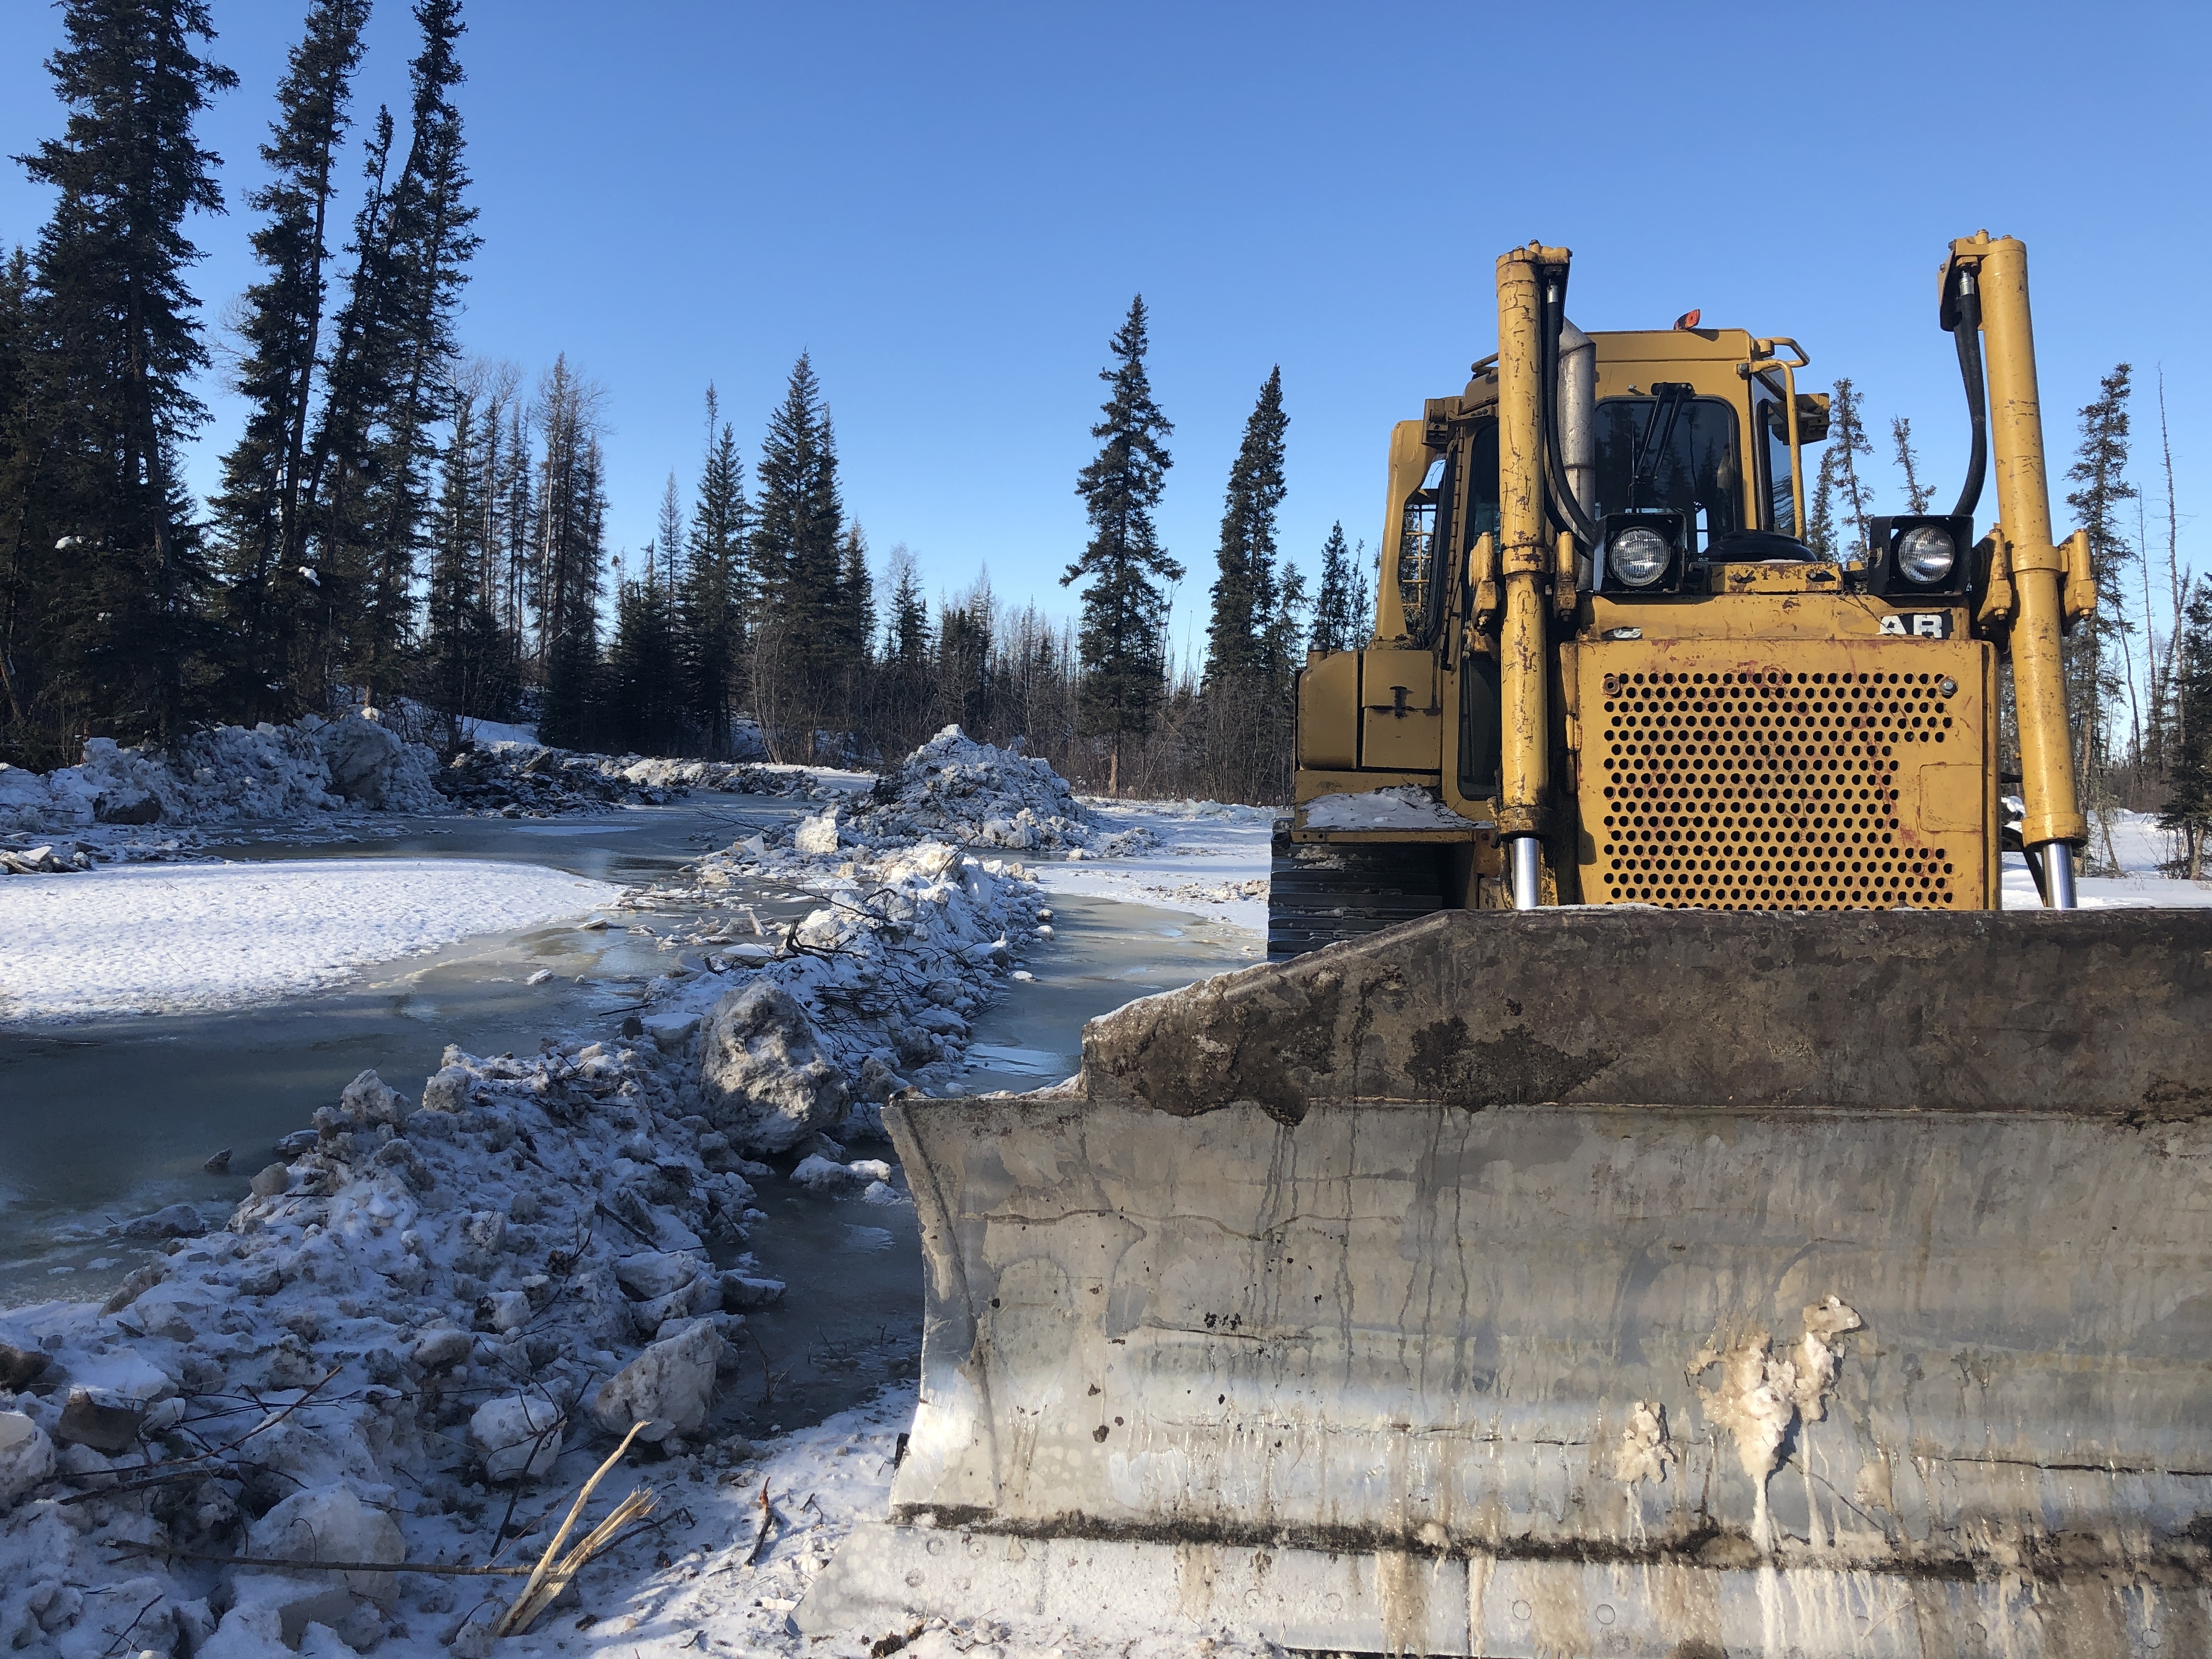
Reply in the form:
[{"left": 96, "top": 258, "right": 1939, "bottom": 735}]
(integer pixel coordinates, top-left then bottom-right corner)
[{"left": 0, "top": 0, "right": 1373, "bottom": 803}]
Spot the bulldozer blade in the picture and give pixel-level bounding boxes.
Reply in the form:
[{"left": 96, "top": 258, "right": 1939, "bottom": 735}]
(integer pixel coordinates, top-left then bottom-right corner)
[{"left": 800, "top": 909, "right": 2212, "bottom": 1657}]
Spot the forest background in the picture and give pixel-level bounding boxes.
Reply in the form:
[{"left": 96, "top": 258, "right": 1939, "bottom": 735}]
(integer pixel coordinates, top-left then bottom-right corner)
[{"left": 0, "top": 0, "right": 2204, "bottom": 843}]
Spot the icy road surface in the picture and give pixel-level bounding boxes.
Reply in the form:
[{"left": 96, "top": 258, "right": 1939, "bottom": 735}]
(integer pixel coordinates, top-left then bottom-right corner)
[{"left": 0, "top": 856, "right": 623, "bottom": 1022}]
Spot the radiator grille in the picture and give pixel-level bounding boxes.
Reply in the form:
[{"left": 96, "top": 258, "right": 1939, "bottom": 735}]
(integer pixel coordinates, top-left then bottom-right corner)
[{"left": 1594, "top": 667, "right": 1964, "bottom": 911}]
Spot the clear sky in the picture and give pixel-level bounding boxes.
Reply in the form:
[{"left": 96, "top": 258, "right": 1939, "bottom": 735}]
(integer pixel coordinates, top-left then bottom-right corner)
[{"left": 1, "top": 0, "right": 2204, "bottom": 664}]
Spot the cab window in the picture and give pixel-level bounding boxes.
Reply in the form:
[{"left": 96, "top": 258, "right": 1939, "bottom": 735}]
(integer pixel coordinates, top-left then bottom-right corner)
[
  {"left": 1759, "top": 398, "right": 1796, "bottom": 535},
  {"left": 1590, "top": 388, "right": 1742, "bottom": 552}
]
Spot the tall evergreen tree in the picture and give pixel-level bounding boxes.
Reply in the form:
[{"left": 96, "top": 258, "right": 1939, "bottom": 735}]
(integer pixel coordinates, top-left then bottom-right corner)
[
  {"left": 1261, "top": 559, "right": 1308, "bottom": 688},
  {"left": 653, "top": 472, "right": 684, "bottom": 595},
  {"left": 1204, "top": 366, "right": 1288, "bottom": 685},
  {"left": 355, "top": 0, "right": 479, "bottom": 703},
  {"left": 1825, "top": 377, "right": 1875, "bottom": 560},
  {"left": 298, "top": 100, "right": 399, "bottom": 699},
  {"left": 1309, "top": 521, "right": 1359, "bottom": 656},
  {"left": 749, "top": 354, "right": 843, "bottom": 753},
  {"left": 884, "top": 544, "right": 928, "bottom": 670},
  {"left": 607, "top": 546, "right": 679, "bottom": 755},
  {"left": 206, "top": 0, "right": 368, "bottom": 723},
  {"left": 834, "top": 522, "right": 874, "bottom": 673},
  {"left": 2063, "top": 363, "right": 2138, "bottom": 806},
  {"left": 679, "top": 387, "right": 746, "bottom": 754},
  {"left": 419, "top": 371, "right": 507, "bottom": 748},
  {"left": 1805, "top": 444, "right": 1839, "bottom": 559},
  {"left": 0, "top": 246, "right": 36, "bottom": 734},
  {"left": 751, "top": 354, "right": 842, "bottom": 660},
  {"left": 1889, "top": 414, "right": 1933, "bottom": 514},
  {"left": 495, "top": 392, "right": 531, "bottom": 640},
  {"left": 1063, "top": 295, "right": 1179, "bottom": 794},
  {"left": 10, "top": 0, "right": 236, "bottom": 746},
  {"left": 533, "top": 358, "right": 605, "bottom": 747}
]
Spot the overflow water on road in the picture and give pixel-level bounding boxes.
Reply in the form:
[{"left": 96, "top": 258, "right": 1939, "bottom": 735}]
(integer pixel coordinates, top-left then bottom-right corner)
[{"left": 0, "top": 802, "right": 1255, "bottom": 1429}]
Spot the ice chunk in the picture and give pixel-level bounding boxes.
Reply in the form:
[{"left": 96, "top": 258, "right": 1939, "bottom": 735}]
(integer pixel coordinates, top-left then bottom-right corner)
[
  {"left": 591, "top": 1318, "right": 721, "bottom": 1442},
  {"left": 695, "top": 982, "right": 849, "bottom": 1154},
  {"left": 247, "top": 1484, "right": 407, "bottom": 1604},
  {"left": 793, "top": 810, "right": 841, "bottom": 855},
  {"left": 0, "top": 1411, "right": 55, "bottom": 1508},
  {"left": 470, "top": 1393, "right": 565, "bottom": 1483}
]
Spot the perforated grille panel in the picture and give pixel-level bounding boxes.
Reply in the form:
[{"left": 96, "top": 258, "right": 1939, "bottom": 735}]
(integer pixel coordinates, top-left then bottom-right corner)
[{"left": 1581, "top": 652, "right": 1986, "bottom": 910}]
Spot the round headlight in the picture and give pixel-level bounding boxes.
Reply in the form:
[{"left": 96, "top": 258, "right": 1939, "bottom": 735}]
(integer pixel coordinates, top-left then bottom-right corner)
[
  {"left": 1897, "top": 525, "right": 1956, "bottom": 584},
  {"left": 1607, "top": 526, "right": 1671, "bottom": 588}
]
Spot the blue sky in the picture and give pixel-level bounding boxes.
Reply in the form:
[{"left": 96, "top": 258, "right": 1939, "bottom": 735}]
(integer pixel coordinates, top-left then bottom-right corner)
[{"left": 1, "top": 1, "right": 2203, "bottom": 663}]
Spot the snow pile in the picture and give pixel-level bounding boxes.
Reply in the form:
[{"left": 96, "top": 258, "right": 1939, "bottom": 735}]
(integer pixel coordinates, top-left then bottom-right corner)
[
  {"left": 435, "top": 745, "right": 857, "bottom": 817},
  {"left": 840, "top": 725, "right": 1110, "bottom": 851},
  {"left": 0, "top": 859, "right": 625, "bottom": 1022},
  {"left": 0, "top": 713, "right": 445, "bottom": 840},
  {"left": 661, "top": 831, "right": 1051, "bottom": 1124},
  {"left": 0, "top": 1037, "right": 802, "bottom": 1657},
  {"left": 1302, "top": 784, "right": 1470, "bottom": 831}
]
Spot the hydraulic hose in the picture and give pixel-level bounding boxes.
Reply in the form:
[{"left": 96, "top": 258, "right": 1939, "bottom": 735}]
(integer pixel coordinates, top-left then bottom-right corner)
[{"left": 1949, "top": 272, "right": 1988, "bottom": 518}]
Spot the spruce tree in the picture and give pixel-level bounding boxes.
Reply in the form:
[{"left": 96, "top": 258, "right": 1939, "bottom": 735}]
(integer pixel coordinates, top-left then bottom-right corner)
[
  {"left": 885, "top": 545, "right": 928, "bottom": 670},
  {"left": 607, "top": 547, "right": 679, "bottom": 755},
  {"left": 1889, "top": 415, "right": 1933, "bottom": 514},
  {"left": 419, "top": 373, "right": 507, "bottom": 748},
  {"left": 299, "top": 101, "right": 400, "bottom": 704},
  {"left": 752, "top": 354, "right": 843, "bottom": 647},
  {"left": 836, "top": 522, "right": 874, "bottom": 674},
  {"left": 2063, "top": 363, "right": 2138, "bottom": 809},
  {"left": 1310, "top": 521, "right": 1357, "bottom": 656},
  {"left": 1063, "top": 296, "right": 1179, "bottom": 794},
  {"left": 2160, "top": 581, "right": 2212, "bottom": 881},
  {"left": 207, "top": 0, "right": 368, "bottom": 723},
  {"left": 1262, "top": 560, "right": 1308, "bottom": 688},
  {"left": 750, "top": 354, "right": 843, "bottom": 752},
  {"left": 15, "top": 0, "right": 236, "bottom": 743},
  {"left": 356, "top": 0, "right": 479, "bottom": 704},
  {"left": 1205, "top": 366, "right": 1287, "bottom": 685},
  {"left": 496, "top": 393, "right": 531, "bottom": 640},
  {"left": 534, "top": 360, "right": 606, "bottom": 748},
  {"left": 1805, "top": 445, "right": 1839, "bottom": 559},
  {"left": 679, "top": 388, "right": 746, "bottom": 754},
  {"left": 1824, "top": 378, "right": 1875, "bottom": 559},
  {"left": 0, "top": 246, "right": 34, "bottom": 735}
]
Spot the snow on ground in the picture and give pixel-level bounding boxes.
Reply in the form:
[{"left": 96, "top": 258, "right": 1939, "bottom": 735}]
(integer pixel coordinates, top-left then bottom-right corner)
[
  {"left": 457, "top": 715, "right": 537, "bottom": 747},
  {"left": 1039, "top": 796, "right": 1277, "bottom": 935},
  {"left": 1999, "top": 808, "right": 2212, "bottom": 910},
  {"left": 1302, "top": 783, "right": 1467, "bottom": 831},
  {"left": 0, "top": 735, "right": 1093, "bottom": 1659},
  {"left": 0, "top": 860, "right": 623, "bottom": 1023}
]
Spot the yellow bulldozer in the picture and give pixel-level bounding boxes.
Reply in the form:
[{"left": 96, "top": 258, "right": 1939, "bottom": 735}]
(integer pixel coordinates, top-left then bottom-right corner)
[
  {"left": 800, "top": 237, "right": 2212, "bottom": 1657},
  {"left": 1272, "top": 230, "right": 2090, "bottom": 946}
]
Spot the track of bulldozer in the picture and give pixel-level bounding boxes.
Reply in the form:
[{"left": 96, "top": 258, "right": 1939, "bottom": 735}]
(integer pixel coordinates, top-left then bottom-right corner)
[{"left": 1266, "top": 830, "right": 1447, "bottom": 957}]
